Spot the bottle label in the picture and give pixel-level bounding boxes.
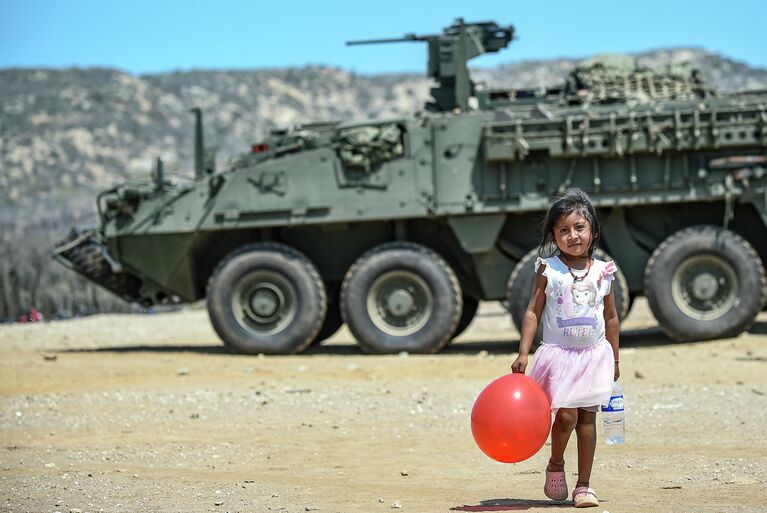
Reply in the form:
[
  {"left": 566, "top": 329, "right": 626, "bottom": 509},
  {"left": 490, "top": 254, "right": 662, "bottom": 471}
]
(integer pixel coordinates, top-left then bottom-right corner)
[{"left": 603, "top": 394, "right": 624, "bottom": 412}]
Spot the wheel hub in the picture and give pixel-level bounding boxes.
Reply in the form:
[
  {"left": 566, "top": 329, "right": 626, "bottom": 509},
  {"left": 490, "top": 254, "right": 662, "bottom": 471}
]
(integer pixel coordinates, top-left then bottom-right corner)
[
  {"left": 671, "top": 255, "right": 737, "bottom": 321},
  {"left": 248, "top": 284, "right": 283, "bottom": 321},
  {"left": 233, "top": 270, "right": 297, "bottom": 335},
  {"left": 368, "top": 271, "right": 433, "bottom": 336},
  {"left": 386, "top": 289, "right": 415, "bottom": 316},
  {"left": 690, "top": 272, "right": 719, "bottom": 301}
]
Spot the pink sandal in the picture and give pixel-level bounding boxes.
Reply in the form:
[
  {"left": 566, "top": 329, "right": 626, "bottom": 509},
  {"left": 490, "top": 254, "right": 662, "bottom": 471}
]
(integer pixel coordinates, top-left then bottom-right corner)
[
  {"left": 572, "top": 486, "right": 599, "bottom": 508},
  {"left": 544, "top": 467, "right": 568, "bottom": 501}
]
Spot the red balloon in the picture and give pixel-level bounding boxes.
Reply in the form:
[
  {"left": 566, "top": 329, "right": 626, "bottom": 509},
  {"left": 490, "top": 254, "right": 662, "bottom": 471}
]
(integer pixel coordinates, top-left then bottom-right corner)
[{"left": 471, "top": 373, "right": 551, "bottom": 463}]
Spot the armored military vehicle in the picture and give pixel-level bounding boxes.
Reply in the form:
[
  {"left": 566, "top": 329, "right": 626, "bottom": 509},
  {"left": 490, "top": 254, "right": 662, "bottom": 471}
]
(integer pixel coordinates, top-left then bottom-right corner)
[{"left": 55, "top": 19, "right": 767, "bottom": 354}]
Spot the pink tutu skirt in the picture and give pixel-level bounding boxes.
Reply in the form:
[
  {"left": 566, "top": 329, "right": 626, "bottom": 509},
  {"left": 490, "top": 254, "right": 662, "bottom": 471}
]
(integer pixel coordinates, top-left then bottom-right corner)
[{"left": 529, "top": 339, "right": 614, "bottom": 412}]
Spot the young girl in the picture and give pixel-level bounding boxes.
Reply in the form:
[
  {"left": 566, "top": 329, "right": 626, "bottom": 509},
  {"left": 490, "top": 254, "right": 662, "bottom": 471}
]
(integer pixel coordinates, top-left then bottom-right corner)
[{"left": 511, "top": 188, "right": 620, "bottom": 508}]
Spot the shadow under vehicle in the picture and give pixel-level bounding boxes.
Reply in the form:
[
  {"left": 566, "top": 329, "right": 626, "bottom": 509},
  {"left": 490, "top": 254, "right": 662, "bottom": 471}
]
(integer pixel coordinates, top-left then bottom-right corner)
[{"left": 55, "top": 19, "right": 767, "bottom": 354}]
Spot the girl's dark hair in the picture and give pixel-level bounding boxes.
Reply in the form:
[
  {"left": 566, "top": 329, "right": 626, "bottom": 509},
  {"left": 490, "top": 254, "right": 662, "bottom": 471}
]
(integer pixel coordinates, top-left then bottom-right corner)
[{"left": 538, "top": 188, "right": 600, "bottom": 258}]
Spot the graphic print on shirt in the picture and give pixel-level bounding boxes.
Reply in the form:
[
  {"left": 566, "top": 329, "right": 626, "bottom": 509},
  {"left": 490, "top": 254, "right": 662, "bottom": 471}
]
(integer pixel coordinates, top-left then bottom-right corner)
[{"left": 554, "top": 279, "right": 598, "bottom": 339}]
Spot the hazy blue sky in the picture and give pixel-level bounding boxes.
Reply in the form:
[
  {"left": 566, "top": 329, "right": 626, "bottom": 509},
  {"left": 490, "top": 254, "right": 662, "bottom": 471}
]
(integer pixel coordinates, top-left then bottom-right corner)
[{"left": 2, "top": 0, "right": 765, "bottom": 74}]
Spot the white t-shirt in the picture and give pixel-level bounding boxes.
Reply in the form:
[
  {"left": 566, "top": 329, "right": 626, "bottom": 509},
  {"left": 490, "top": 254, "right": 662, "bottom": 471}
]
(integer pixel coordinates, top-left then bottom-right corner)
[{"left": 535, "top": 255, "right": 616, "bottom": 348}]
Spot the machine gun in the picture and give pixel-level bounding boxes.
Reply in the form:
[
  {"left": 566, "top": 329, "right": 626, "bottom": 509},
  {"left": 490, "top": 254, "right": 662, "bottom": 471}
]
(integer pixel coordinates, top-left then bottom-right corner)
[{"left": 347, "top": 18, "right": 514, "bottom": 112}]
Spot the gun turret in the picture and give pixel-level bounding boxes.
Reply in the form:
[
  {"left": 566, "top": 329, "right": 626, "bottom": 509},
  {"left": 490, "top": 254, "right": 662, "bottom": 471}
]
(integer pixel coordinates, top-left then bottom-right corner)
[{"left": 347, "top": 19, "right": 514, "bottom": 112}]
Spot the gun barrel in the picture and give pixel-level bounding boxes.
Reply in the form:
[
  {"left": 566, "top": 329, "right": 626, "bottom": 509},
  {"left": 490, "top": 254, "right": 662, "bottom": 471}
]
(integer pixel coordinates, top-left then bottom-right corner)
[{"left": 346, "top": 34, "right": 424, "bottom": 46}]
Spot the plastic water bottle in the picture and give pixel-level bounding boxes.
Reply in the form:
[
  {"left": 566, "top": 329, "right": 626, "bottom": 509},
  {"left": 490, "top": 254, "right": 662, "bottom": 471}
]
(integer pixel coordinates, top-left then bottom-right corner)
[{"left": 602, "top": 381, "right": 625, "bottom": 444}]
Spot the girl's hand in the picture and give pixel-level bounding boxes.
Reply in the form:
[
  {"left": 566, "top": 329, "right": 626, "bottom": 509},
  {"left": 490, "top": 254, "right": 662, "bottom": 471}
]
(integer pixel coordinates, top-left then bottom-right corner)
[
  {"left": 511, "top": 354, "right": 528, "bottom": 374},
  {"left": 614, "top": 361, "right": 620, "bottom": 381}
]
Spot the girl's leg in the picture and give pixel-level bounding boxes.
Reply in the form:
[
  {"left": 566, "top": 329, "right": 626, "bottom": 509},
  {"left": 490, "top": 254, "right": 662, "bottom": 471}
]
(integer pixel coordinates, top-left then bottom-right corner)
[
  {"left": 548, "top": 408, "right": 578, "bottom": 470},
  {"left": 574, "top": 408, "right": 597, "bottom": 487}
]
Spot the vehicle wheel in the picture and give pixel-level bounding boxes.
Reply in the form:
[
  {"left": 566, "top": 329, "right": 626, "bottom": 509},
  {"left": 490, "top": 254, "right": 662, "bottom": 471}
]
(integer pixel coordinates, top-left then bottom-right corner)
[
  {"left": 451, "top": 295, "right": 480, "bottom": 340},
  {"left": 505, "top": 249, "right": 544, "bottom": 343},
  {"left": 312, "top": 282, "right": 343, "bottom": 345},
  {"left": 206, "top": 243, "right": 326, "bottom": 355},
  {"left": 505, "top": 248, "right": 630, "bottom": 341},
  {"left": 644, "top": 225, "right": 767, "bottom": 341},
  {"left": 607, "top": 252, "right": 631, "bottom": 321},
  {"left": 340, "top": 242, "right": 462, "bottom": 354}
]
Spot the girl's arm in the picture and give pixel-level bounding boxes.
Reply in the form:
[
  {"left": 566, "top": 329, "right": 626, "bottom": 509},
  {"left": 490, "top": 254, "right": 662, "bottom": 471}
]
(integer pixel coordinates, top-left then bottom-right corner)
[
  {"left": 511, "top": 266, "right": 547, "bottom": 373},
  {"left": 603, "top": 287, "right": 620, "bottom": 381}
]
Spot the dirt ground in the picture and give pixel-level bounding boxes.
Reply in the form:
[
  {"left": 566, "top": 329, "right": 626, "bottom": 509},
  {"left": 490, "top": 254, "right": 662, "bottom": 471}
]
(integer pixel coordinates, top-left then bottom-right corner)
[{"left": 1, "top": 299, "right": 765, "bottom": 513}]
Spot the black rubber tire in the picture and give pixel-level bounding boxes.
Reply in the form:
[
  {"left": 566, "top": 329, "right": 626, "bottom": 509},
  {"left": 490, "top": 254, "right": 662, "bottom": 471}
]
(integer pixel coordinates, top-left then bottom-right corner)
[
  {"left": 451, "top": 295, "right": 480, "bottom": 340},
  {"left": 312, "top": 282, "right": 343, "bottom": 345},
  {"left": 603, "top": 249, "right": 630, "bottom": 321},
  {"left": 644, "top": 225, "right": 767, "bottom": 341},
  {"left": 505, "top": 248, "right": 630, "bottom": 341},
  {"left": 340, "top": 242, "right": 462, "bottom": 354},
  {"left": 206, "top": 243, "right": 326, "bottom": 355},
  {"left": 505, "top": 249, "right": 545, "bottom": 343}
]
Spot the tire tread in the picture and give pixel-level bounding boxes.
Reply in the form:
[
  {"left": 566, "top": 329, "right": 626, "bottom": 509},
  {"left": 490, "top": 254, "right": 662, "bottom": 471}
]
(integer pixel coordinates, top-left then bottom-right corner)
[
  {"left": 340, "top": 242, "right": 462, "bottom": 354},
  {"left": 206, "top": 242, "right": 326, "bottom": 354},
  {"left": 644, "top": 225, "right": 766, "bottom": 341}
]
